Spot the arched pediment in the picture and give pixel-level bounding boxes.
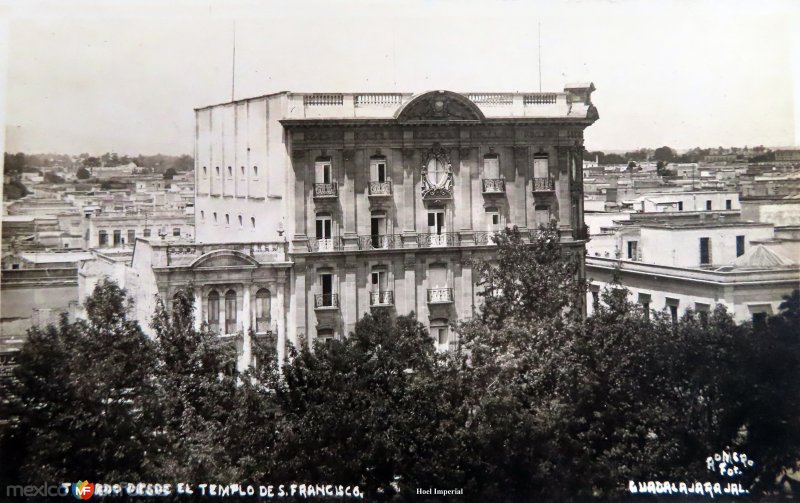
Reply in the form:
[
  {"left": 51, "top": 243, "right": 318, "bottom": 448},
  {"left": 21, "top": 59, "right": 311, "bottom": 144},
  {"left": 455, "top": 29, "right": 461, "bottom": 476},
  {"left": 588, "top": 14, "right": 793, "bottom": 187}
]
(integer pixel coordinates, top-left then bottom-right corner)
[
  {"left": 189, "top": 249, "right": 259, "bottom": 269},
  {"left": 395, "top": 90, "right": 485, "bottom": 122}
]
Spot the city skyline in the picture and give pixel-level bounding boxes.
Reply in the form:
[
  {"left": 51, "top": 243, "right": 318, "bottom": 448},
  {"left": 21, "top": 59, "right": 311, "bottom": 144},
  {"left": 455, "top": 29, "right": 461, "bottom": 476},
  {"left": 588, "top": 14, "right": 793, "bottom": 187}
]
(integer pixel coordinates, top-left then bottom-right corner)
[{"left": 2, "top": 0, "right": 799, "bottom": 156}]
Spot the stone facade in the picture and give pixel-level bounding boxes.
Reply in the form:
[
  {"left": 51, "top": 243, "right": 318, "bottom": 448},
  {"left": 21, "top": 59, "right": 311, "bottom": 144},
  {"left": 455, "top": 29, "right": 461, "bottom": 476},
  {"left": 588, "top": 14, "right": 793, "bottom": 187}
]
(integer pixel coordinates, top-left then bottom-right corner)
[{"left": 131, "top": 86, "right": 598, "bottom": 367}]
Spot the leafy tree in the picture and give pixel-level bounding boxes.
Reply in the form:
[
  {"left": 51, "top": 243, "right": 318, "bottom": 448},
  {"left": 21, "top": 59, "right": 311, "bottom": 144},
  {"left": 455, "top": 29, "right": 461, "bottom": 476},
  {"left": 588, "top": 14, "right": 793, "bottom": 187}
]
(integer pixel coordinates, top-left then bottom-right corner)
[
  {"left": 273, "top": 310, "right": 466, "bottom": 500},
  {"left": 2, "top": 179, "right": 29, "bottom": 200},
  {"left": 76, "top": 167, "right": 91, "bottom": 179},
  {"left": 653, "top": 145, "right": 675, "bottom": 162},
  {"left": 43, "top": 172, "right": 65, "bottom": 184},
  {"left": 454, "top": 225, "right": 588, "bottom": 501},
  {"left": 2, "top": 279, "right": 158, "bottom": 484},
  {"left": 148, "top": 287, "right": 241, "bottom": 481},
  {"left": 3, "top": 152, "right": 26, "bottom": 175},
  {"left": 163, "top": 167, "right": 176, "bottom": 180},
  {"left": 84, "top": 156, "right": 101, "bottom": 167}
]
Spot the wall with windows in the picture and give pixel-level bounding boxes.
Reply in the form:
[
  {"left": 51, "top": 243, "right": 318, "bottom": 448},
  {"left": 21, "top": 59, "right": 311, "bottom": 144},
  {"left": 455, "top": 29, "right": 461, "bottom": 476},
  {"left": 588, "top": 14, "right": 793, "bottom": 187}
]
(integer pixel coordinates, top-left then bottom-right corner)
[
  {"left": 586, "top": 258, "right": 799, "bottom": 324},
  {"left": 640, "top": 224, "right": 775, "bottom": 268},
  {"left": 194, "top": 95, "right": 289, "bottom": 244}
]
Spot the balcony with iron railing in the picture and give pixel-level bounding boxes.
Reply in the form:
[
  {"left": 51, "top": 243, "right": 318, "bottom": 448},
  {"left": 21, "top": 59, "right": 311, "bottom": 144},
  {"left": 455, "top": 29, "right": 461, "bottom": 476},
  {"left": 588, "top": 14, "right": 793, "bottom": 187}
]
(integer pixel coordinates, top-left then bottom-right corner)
[
  {"left": 369, "top": 290, "right": 394, "bottom": 307},
  {"left": 358, "top": 234, "right": 402, "bottom": 250},
  {"left": 532, "top": 177, "right": 555, "bottom": 193},
  {"left": 314, "top": 293, "right": 339, "bottom": 309},
  {"left": 307, "top": 238, "right": 341, "bottom": 252},
  {"left": 368, "top": 181, "right": 393, "bottom": 197},
  {"left": 313, "top": 182, "right": 338, "bottom": 199},
  {"left": 473, "top": 231, "right": 500, "bottom": 246},
  {"left": 427, "top": 288, "right": 454, "bottom": 304},
  {"left": 481, "top": 179, "right": 505, "bottom": 194},
  {"left": 417, "top": 232, "right": 460, "bottom": 248}
]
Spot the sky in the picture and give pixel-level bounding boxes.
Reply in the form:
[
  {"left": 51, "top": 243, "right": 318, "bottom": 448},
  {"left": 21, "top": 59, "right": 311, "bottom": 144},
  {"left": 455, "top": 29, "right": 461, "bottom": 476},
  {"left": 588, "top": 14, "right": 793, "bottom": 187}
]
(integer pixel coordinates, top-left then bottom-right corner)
[{"left": 0, "top": 0, "right": 798, "bottom": 156}]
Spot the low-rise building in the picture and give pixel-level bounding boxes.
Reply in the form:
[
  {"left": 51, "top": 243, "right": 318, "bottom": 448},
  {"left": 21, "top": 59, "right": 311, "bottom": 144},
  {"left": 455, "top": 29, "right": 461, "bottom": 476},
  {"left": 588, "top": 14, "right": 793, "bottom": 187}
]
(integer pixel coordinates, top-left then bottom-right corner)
[{"left": 586, "top": 213, "right": 799, "bottom": 323}]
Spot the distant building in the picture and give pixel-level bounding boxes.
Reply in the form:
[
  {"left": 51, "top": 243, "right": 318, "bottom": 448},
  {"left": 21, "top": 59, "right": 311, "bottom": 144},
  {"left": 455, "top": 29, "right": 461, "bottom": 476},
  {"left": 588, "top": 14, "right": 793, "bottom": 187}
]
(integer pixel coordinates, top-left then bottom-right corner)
[
  {"left": 635, "top": 191, "right": 740, "bottom": 213},
  {"left": 586, "top": 213, "right": 799, "bottom": 323},
  {"left": 775, "top": 149, "right": 800, "bottom": 162}
]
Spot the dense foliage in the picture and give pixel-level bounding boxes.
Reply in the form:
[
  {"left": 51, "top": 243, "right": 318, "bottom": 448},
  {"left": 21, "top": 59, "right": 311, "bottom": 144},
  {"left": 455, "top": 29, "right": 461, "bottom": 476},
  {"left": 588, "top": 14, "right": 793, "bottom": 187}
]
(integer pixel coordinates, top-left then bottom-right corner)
[{"left": 1, "top": 232, "right": 798, "bottom": 501}]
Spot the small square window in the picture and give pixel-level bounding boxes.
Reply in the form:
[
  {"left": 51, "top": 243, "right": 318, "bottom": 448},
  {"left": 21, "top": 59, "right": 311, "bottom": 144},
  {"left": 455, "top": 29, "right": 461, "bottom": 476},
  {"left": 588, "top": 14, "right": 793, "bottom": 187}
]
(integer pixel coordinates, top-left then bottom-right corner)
[{"left": 173, "top": 228, "right": 180, "bottom": 237}]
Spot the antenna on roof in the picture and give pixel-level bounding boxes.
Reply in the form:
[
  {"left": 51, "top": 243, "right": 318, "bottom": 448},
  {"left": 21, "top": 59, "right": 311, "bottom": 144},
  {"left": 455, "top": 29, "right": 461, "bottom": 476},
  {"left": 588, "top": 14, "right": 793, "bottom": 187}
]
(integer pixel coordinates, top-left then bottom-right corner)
[
  {"left": 231, "top": 20, "right": 236, "bottom": 101},
  {"left": 538, "top": 21, "right": 542, "bottom": 92}
]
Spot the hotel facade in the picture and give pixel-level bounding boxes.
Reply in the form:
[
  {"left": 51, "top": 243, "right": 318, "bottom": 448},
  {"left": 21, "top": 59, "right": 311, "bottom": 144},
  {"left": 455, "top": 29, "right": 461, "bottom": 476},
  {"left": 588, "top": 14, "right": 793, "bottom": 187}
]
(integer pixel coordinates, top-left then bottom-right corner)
[{"left": 125, "top": 86, "right": 599, "bottom": 367}]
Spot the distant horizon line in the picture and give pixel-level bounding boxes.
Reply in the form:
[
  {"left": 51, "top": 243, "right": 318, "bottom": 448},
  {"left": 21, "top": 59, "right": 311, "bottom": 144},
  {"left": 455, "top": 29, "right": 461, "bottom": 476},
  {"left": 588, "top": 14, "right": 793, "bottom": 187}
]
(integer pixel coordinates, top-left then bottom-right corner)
[{"left": 4, "top": 145, "right": 799, "bottom": 159}]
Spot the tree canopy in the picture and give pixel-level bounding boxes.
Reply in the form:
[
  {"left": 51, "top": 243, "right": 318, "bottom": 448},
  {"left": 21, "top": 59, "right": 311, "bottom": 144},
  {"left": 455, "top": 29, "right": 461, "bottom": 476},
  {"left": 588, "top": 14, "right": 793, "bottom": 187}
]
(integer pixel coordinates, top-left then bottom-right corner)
[{"left": 2, "top": 236, "right": 798, "bottom": 501}]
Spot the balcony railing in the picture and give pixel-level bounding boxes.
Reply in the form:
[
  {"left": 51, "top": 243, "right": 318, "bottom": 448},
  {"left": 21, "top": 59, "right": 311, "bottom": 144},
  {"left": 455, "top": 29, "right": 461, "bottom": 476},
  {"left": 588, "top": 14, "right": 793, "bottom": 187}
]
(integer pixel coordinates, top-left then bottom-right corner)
[
  {"left": 528, "top": 229, "right": 561, "bottom": 242},
  {"left": 307, "top": 238, "right": 340, "bottom": 252},
  {"left": 368, "top": 181, "right": 392, "bottom": 196},
  {"left": 481, "top": 179, "right": 505, "bottom": 194},
  {"left": 474, "top": 231, "right": 499, "bottom": 246},
  {"left": 358, "top": 234, "right": 401, "bottom": 250},
  {"left": 369, "top": 290, "right": 394, "bottom": 306},
  {"left": 427, "top": 288, "right": 454, "bottom": 304},
  {"left": 417, "top": 232, "right": 460, "bottom": 248},
  {"left": 532, "top": 177, "right": 555, "bottom": 192},
  {"left": 313, "top": 183, "right": 338, "bottom": 198},
  {"left": 314, "top": 294, "right": 339, "bottom": 309}
]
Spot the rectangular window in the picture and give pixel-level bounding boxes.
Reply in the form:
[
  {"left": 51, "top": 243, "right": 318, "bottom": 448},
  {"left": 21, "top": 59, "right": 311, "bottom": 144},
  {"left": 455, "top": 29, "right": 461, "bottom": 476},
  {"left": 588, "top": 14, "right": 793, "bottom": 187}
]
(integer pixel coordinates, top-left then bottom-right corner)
[
  {"left": 371, "top": 270, "right": 387, "bottom": 291},
  {"left": 428, "top": 210, "right": 445, "bottom": 235},
  {"left": 127, "top": 230, "right": 135, "bottom": 244},
  {"left": 706, "top": 200, "right": 712, "bottom": 210},
  {"left": 627, "top": 241, "right": 638, "bottom": 260},
  {"left": 208, "top": 296, "right": 219, "bottom": 332},
  {"left": 726, "top": 199, "right": 732, "bottom": 210},
  {"left": 315, "top": 216, "right": 332, "bottom": 239},
  {"left": 699, "top": 237, "right": 711, "bottom": 265},
  {"left": 428, "top": 264, "right": 447, "bottom": 289},
  {"left": 371, "top": 214, "right": 387, "bottom": 248},
  {"left": 678, "top": 201, "right": 683, "bottom": 211},
  {"left": 483, "top": 155, "right": 499, "bottom": 179},
  {"left": 736, "top": 235, "right": 745, "bottom": 257},
  {"left": 535, "top": 205, "right": 550, "bottom": 228},
  {"left": 316, "top": 160, "right": 332, "bottom": 184},
  {"left": 225, "top": 293, "right": 237, "bottom": 334},
  {"left": 669, "top": 305, "right": 678, "bottom": 324},
  {"left": 99, "top": 231, "right": 108, "bottom": 246},
  {"left": 113, "top": 230, "right": 122, "bottom": 246},
  {"left": 173, "top": 228, "right": 181, "bottom": 237},
  {"left": 143, "top": 228, "right": 151, "bottom": 237},
  {"left": 485, "top": 207, "right": 500, "bottom": 234},
  {"left": 533, "top": 154, "right": 549, "bottom": 178},
  {"left": 320, "top": 273, "right": 333, "bottom": 307}
]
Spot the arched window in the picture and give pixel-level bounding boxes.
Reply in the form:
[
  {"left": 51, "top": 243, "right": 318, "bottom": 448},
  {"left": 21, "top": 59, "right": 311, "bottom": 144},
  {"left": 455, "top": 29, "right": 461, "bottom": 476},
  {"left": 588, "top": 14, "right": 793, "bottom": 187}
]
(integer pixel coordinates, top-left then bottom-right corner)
[
  {"left": 253, "top": 166, "right": 258, "bottom": 177},
  {"left": 215, "top": 166, "right": 220, "bottom": 176},
  {"left": 225, "top": 214, "right": 230, "bottom": 225},
  {"left": 202, "top": 166, "right": 207, "bottom": 176},
  {"left": 251, "top": 216, "right": 256, "bottom": 228},
  {"left": 200, "top": 210, "right": 205, "bottom": 220},
  {"left": 225, "top": 290, "right": 237, "bottom": 334},
  {"left": 213, "top": 212, "right": 218, "bottom": 223},
  {"left": 255, "top": 289, "right": 271, "bottom": 333},
  {"left": 227, "top": 166, "right": 233, "bottom": 177},
  {"left": 240, "top": 166, "right": 245, "bottom": 175},
  {"left": 207, "top": 290, "right": 220, "bottom": 332},
  {"left": 238, "top": 215, "right": 243, "bottom": 228}
]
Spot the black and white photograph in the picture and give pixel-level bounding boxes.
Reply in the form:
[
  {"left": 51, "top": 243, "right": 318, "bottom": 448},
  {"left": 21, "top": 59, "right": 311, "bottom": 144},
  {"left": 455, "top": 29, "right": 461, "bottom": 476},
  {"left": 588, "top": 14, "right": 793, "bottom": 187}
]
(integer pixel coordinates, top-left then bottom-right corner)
[{"left": 1, "top": 0, "right": 799, "bottom": 500}]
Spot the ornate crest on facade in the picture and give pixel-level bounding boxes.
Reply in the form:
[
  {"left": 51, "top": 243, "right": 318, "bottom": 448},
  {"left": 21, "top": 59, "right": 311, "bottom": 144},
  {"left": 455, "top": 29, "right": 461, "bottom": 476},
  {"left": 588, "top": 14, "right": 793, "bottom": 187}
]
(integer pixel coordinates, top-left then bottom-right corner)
[
  {"left": 395, "top": 90, "right": 485, "bottom": 122},
  {"left": 421, "top": 144, "right": 454, "bottom": 202}
]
